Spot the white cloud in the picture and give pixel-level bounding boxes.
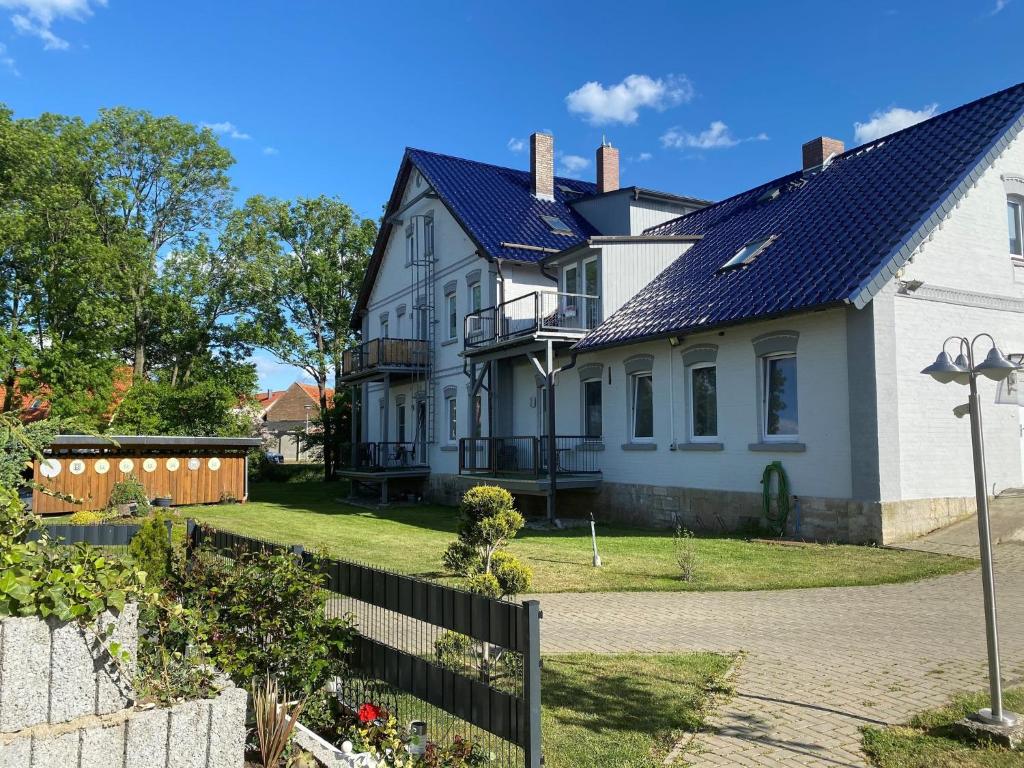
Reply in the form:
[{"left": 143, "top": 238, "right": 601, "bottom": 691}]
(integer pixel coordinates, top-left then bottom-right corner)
[
  {"left": 566, "top": 73, "right": 694, "bottom": 126},
  {"left": 202, "top": 121, "right": 252, "bottom": 140},
  {"left": 853, "top": 104, "right": 938, "bottom": 144},
  {"left": 0, "top": 0, "right": 105, "bottom": 50},
  {"left": 990, "top": 0, "right": 1010, "bottom": 14},
  {"left": 557, "top": 153, "right": 590, "bottom": 178},
  {"left": 661, "top": 121, "right": 769, "bottom": 150},
  {"left": 634, "top": 152, "right": 653, "bottom": 162},
  {"left": 0, "top": 43, "right": 18, "bottom": 74},
  {"left": 507, "top": 137, "right": 525, "bottom": 153},
  {"left": 262, "top": 146, "right": 279, "bottom": 156}
]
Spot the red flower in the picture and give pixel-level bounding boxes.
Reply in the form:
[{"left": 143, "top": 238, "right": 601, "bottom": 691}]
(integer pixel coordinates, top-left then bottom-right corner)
[{"left": 357, "top": 702, "right": 383, "bottom": 724}]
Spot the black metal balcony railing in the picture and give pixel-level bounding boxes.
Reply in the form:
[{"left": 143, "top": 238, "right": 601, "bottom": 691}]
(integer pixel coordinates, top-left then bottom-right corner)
[
  {"left": 465, "top": 291, "right": 600, "bottom": 349},
  {"left": 342, "top": 441, "right": 428, "bottom": 471},
  {"left": 458, "top": 436, "right": 601, "bottom": 477},
  {"left": 342, "top": 338, "right": 430, "bottom": 378}
]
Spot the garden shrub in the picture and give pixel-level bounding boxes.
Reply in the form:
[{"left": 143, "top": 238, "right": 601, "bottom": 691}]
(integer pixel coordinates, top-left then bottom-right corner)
[
  {"left": 109, "top": 473, "right": 150, "bottom": 513},
  {"left": 182, "top": 547, "right": 355, "bottom": 694},
  {"left": 128, "top": 511, "right": 174, "bottom": 587},
  {"left": 69, "top": 509, "right": 105, "bottom": 525},
  {"left": 673, "top": 525, "right": 698, "bottom": 582}
]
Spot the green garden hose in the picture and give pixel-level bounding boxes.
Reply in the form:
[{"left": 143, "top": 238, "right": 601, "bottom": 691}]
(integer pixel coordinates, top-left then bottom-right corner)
[{"left": 761, "top": 461, "right": 791, "bottom": 537}]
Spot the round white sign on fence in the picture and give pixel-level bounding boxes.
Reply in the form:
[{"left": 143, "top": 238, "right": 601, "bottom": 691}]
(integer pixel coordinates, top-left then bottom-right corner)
[
  {"left": 39, "top": 458, "right": 61, "bottom": 478},
  {"left": 142, "top": 458, "right": 158, "bottom": 473},
  {"left": 187, "top": 457, "right": 201, "bottom": 471},
  {"left": 94, "top": 458, "right": 110, "bottom": 475},
  {"left": 69, "top": 459, "right": 86, "bottom": 475},
  {"left": 166, "top": 457, "right": 180, "bottom": 472},
  {"left": 118, "top": 458, "right": 135, "bottom": 474},
  {"left": 208, "top": 457, "right": 221, "bottom": 471}
]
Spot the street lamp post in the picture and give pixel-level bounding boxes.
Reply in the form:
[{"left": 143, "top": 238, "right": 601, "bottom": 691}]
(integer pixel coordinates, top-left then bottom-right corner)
[{"left": 921, "top": 333, "right": 1021, "bottom": 727}]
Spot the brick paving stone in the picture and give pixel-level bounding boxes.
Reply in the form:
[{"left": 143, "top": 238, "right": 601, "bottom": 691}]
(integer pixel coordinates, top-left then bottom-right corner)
[{"left": 527, "top": 495, "right": 1024, "bottom": 767}]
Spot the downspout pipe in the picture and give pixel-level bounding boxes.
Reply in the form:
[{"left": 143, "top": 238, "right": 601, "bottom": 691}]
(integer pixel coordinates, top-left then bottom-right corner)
[{"left": 545, "top": 350, "right": 578, "bottom": 525}]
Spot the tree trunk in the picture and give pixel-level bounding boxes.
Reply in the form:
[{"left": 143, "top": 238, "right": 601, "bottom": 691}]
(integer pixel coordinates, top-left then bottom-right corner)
[
  {"left": 133, "top": 322, "right": 146, "bottom": 380},
  {"left": 318, "top": 381, "right": 333, "bottom": 482}
]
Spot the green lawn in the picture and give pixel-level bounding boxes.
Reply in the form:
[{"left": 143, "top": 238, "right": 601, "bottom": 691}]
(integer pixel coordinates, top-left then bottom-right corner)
[
  {"left": 542, "top": 653, "right": 731, "bottom": 767},
  {"left": 175, "top": 481, "right": 975, "bottom": 593},
  {"left": 862, "top": 688, "right": 1024, "bottom": 767}
]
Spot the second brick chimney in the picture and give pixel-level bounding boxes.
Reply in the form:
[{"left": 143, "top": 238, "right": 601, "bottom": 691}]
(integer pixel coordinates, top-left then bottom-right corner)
[
  {"left": 531, "top": 132, "right": 554, "bottom": 200},
  {"left": 596, "top": 140, "right": 619, "bottom": 193},
  {"left": 802, "top": 136, "right": 845, "bottom": 170}
]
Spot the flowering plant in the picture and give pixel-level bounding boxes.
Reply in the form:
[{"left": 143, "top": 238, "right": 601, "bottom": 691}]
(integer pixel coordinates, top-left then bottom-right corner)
[{"left": 357, "top": 702, "right": 384, "bottom": 724}]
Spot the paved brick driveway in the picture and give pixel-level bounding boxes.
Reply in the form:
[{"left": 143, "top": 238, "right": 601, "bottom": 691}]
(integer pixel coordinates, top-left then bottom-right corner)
[{"left": 531, "top": 498, "right": 1024, "bottom": 766}]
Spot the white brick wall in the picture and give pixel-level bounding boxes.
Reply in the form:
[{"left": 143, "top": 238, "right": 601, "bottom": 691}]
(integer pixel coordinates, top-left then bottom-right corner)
[{"left": 885, "top": 128, "right": 1024, "bottom": 500}]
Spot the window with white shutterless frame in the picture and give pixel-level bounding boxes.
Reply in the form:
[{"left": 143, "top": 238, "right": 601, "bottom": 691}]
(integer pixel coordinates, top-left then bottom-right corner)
[{"left": 680, "top": 345, "right": 719, "bottom": 442}]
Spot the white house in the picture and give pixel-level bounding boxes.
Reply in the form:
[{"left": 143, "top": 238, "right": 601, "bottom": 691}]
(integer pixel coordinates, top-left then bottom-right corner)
[{"left": 342, "top": 82, "right": 1024, "bottom": 544}]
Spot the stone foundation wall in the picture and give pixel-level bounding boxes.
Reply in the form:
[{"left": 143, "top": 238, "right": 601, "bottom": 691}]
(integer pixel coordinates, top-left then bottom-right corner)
[
  {"left": 0, "top": 608, "right": 246, "bottom": 768},
  {"left": 428, "top": 473, "right": 977, "bottom": 545}
]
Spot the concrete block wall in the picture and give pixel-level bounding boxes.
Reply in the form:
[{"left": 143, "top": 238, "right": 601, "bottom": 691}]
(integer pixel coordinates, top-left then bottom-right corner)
[
  {"left": 0, "top": 609, "right": 246, "bottom": 768},
  {"left": 0, "top": 605, "right": 138, "bottom": 733},
  {"left": 0, "top": 686, "right": 247, "bottom": 768}
]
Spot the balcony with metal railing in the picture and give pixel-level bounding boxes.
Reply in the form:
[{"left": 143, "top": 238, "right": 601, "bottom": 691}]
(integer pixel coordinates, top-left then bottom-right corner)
[
  {"left": 456, "top": 435, "right": 603, "bottom": 495},
  {"left": 463, "top": 291, "right": 600, "bottom": 355},
  {"left": 340, "top": 338, "right": 430, "bottom": 383}
]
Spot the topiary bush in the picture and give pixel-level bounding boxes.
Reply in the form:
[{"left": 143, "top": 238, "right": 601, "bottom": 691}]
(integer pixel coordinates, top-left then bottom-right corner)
[
  {"left": 109, "top": 473, "right": 150, "bottom": 514},
  {"left": 442, "top": 485, "right": 531, "bottom": 598}
]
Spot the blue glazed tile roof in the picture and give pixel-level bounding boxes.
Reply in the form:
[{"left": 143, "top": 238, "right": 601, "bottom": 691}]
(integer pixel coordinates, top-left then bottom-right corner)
[
  {"left": 576, "top": 82, "right": 1024, "bottom": 351},
  {"left": 407, "top": 148, "right": 599, "bottom": 262}
]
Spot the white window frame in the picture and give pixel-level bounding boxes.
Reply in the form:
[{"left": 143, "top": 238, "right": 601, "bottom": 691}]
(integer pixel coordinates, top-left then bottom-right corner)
[
  {"left": 467, "top": 282, "right": 483, "bottom": 336},
  {"left": 380, "top": 318, "right": 389, "bottom": 339},
  {"left": 688, "top": 362, "right": 718, "bottom": 441},
  {"left": 761, "top": 352, "right": 799, "bottom": 442},
  {"left": 446, "top": 292, "right": 457, "bottom": 340},
  {"left": 581, "top": 378, "right": 602, "bottom": 440},
  {"left": 405, "top": 225, "right": 415, "bottom": 266},
  {"left": 446, "top": 396, "right": 458, "bottom": 444},
  {"left": 1008, "top": 196, "right": 1023, "bottom": 258},
  {"left": 396, "top": 401, "right": 406, "bottom": 444},
  {"left": 629, "top": 371, "right": 655, "bottom": 442},
  {"left": 423, "top": 214, "right": 434, "bottom": 258}
]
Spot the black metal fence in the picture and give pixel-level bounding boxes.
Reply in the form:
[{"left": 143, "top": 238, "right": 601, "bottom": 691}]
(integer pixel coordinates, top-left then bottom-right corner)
[
  {"left": 188, "top": 524, "right": 542, "bottom": 768},
  {"left": 459, "top": 435, "right": 602, "bottom": 477}
]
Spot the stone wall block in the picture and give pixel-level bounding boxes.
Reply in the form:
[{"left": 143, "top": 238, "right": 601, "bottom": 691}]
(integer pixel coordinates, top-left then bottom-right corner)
[
  {"left": 95, "top": 604, "right": 139, "bottom": 715},
  {"left": 0, "top": 734, "right": 31, "bottom": 768},
  {"left": 47, "top": 617, "right": 97, "bottom": 724},
  {"left": 168, "top": 699, "right": 211, "bottom": 768},
  {"left": 80, "top": 721, "right": 126, "bottom": 768},
  {"left": 125, "top": 707, "right": 170, "bottom": 768},
  {"left": 0, "top": 617, "right": 51, "bottom": 732},
  {"left": 207, "top": 687, "right": 247, "bottom": 768},
  {"left": 30, "top": 729, "right": 79, "bottom": 768}
]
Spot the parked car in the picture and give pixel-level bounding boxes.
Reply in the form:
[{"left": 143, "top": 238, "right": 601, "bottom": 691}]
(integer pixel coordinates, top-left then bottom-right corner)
[{"left": 264, "top": 451, "right": 285, "bottom": 464}]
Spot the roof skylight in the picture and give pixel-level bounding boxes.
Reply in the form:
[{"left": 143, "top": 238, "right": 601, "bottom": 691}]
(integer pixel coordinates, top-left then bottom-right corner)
[
  {"left": 541, "top": 215, "right": 573, "bottom": 235},
  {"left": 720, "top": 235, "right": 776, "bottom": 270}
]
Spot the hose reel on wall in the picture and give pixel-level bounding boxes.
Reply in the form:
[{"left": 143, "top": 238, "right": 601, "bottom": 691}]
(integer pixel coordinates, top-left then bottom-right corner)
[{"left": 761, "top": 461, "right": 792, "bottom": 537}]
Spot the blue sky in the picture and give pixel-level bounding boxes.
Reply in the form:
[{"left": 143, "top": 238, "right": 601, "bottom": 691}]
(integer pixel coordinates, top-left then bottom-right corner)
[{"left": 1, "top": 0, "right": 1020, "bottom": 391}]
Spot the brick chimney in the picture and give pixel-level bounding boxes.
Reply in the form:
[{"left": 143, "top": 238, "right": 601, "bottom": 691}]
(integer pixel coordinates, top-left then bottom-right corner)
[
  {"left": 596, "top": 140, "right": 619, "bottom": 193},
  {"left": 802, "top": 136, "right": 845, "bottom": 170},
  {"left": 530, "top": 132, "right": 554, "bottom": 200}
]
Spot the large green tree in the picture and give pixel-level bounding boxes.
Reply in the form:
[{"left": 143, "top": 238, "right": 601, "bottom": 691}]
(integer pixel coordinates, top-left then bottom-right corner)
[
  {"left": 244, "top": 195, "right": 376, "bottom": 479},
  {"left": 75, "top": 107, "right": 235, "bottom": 380},
  {"left": 0, "top": 107, "right": 123, "bottom": 424}
]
